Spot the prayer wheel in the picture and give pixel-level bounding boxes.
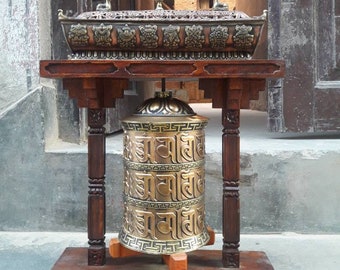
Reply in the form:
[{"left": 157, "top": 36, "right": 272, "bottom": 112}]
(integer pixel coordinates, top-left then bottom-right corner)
[{"left": 119, "top": 91, "right": 210, "bottom": 255}]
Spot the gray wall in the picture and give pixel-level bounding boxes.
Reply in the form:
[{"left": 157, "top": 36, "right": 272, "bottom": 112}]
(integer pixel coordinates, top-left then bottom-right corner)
[{"left": 0, "top": 0, "right": 41, "bottom": 111}]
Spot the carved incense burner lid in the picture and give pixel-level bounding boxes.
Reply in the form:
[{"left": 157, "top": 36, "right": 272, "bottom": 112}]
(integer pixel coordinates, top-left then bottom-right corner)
[{"left": 68, "top": 9, "right": 255, "bottom": 21}]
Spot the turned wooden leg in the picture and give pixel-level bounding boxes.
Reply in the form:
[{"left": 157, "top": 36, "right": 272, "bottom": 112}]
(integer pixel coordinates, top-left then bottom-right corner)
[
  {"left": 87, "top": 108, "right": 106, "bottom": 265},
  {"left": 222, "top": 108, "right": 240, "bottom": 267},
  {"left": 221, "top": 79, "right": 242, "bottom": 268}
]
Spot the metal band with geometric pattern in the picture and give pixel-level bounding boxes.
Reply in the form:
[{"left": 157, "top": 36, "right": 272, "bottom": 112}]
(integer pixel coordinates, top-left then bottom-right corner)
[
  {"left": 123, "top": 159, "right": 205, "bottom": 172},
  {"left": 118, "top": 228, "right": 210, "bottom": 255},
  {"left": 123, "top": 194, "right": 204, "bottom": 210},
  {"left": 121, "top": 121, "right": 208, "bottom": 132}
]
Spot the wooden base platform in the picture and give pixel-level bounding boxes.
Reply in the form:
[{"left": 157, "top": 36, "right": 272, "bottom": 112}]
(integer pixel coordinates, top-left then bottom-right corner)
[{"left": 52, "top": 248, "right": 274, "bottom": 269}]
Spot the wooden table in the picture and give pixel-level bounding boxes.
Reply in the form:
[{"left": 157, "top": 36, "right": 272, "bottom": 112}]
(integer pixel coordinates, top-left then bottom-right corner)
[{"left": 40, "top": 59, "right": 284, "bottom": 269}]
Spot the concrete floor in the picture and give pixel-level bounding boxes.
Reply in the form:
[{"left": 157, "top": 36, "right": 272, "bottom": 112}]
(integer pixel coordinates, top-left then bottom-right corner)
[{"left": 0, "top": 232, "right": 340, "bottom": 270}]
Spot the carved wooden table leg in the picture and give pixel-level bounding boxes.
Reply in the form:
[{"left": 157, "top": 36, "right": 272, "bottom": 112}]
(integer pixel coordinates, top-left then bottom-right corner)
[
  {"left": 62, "top": 78, "right": 128, "bottom": 266},
  {"left": 221, "top": 79, "right": 242, "bottom": 268},
  {"left": 88, "top": 108, "right": 106, "bottom": 265}
]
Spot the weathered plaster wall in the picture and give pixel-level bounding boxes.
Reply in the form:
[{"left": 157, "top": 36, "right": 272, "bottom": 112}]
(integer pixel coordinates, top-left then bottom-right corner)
[
  {"left": 0, "top": 89, "right": 46, "bottom": 230},
  {"left": 0, "top": 0, "right": 41, "bottom": 112},
  {"left": 336, "top": 1, "right": 340, "bottom": 66}
]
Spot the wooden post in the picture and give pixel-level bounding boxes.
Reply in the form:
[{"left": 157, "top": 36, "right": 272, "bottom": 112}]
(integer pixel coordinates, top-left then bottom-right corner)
[
  {"left": 87, "top": 107, "right": 106, "bottom": 265},
  {"left": 221, "top": 79, "right": 242, "bottom": 268},
  {"left": 62, "top": 78, "right": 127, "bottom": 266},
  {"left": 85, "top": 77, "right": 107, "bottom": 266}
]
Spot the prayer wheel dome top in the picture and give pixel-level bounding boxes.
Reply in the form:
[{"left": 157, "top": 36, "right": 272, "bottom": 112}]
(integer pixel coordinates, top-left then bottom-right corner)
[{"left": 134, "top": 91, "right": 196, "bottom": 116}]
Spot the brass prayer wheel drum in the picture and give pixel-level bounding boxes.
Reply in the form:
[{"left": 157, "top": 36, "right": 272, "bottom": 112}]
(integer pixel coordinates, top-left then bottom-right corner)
[{"left": 119, "top": 91, "right": 210, "bottom": 255}]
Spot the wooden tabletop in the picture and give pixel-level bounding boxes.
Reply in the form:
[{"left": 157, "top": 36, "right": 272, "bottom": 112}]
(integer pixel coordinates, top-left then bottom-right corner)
[{"left": 40, "top": 59, "right": 285, "bottom": 79}]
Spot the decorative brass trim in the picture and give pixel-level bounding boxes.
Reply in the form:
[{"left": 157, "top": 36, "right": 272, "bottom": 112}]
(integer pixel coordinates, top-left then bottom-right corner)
[
  {"left": 117, "top": 25, "right": 137, "bottom": 49},
  {"left": 68, "top": 24, "right": 89, "bottom": 47},
  {"left": 163, "top": 25, "right": 180, "bottom": 50},
  {"left": 139, "top": 25, "right": 159, "bottom": 49},
  {"left": 119, "top": 228, "right": 210, "bottom": 255},
  {"left": 123, "top": 195, "right": 205, "bottom": 210},
  {"left": 123, "top": 132, "right": 206, "bottom": 163},
  {"left": 210, "top": 25, "right": 229, "bottom": 49},
  {"left": 70, "top": 50, "right": 253, "bottom": 60},
  {"left": 124, "top": 159, "right": 205, "bottom": 172},
  {"left": 124, "top": 167, "right": 205, "bottom": 201},
  {"left": 185, "top": 25, "right": 205, "bottom": 49},
  {"left": 233, "top": 25, "right": 254, "bottom": 50},
  {"left": 122, "top": 120, "right": 207, "bottom": 132},
  {"left": 93, "top": 23, "right": 112, "bottom": 47}
]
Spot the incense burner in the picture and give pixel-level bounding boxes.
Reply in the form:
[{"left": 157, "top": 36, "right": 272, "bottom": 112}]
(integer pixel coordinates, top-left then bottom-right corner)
[{"left": 59, "top": 8, "right": 267, "bottom": 60}]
